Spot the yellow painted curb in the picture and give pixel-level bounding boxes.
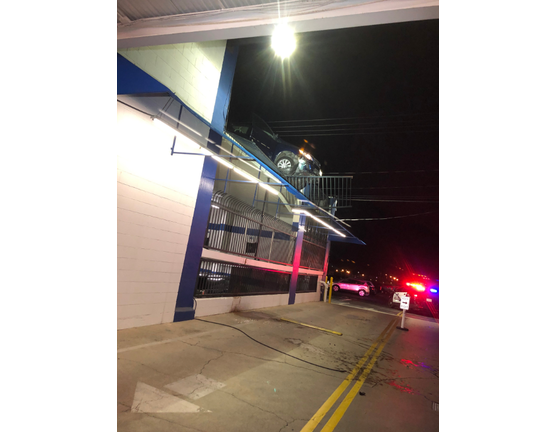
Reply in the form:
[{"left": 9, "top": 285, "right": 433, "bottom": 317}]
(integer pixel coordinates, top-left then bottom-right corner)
[{"left": 279, "top": 318, "right": 343, "bottom": 336}]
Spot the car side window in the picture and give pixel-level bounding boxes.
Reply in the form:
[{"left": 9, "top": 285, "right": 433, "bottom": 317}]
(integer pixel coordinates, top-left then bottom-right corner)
[{"left": 252, "top": 114, "right": 276, "bottom": 138}]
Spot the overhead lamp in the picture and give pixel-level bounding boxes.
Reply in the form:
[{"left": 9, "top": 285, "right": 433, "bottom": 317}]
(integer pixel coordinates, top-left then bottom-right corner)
[
  {"left": 292, "top": 209, "right": 346, "bottom": 237},
  {"left": 272, "top": 22, "right": 296, "bottom": 59}
]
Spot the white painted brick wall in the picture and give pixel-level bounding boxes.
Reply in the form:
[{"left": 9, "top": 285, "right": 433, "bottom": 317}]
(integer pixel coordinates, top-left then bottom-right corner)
[
  {"left": 118, "top": 41, "right": 226, "bottom": 122},
  {"left": 194, "top": 292, "right": 320, "bottom": 318},
  {"left": 117, "top": 103, "right": 205, "bottom": 330}
]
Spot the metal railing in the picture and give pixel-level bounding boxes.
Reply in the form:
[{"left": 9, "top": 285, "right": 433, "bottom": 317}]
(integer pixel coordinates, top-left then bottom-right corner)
[
  {"left": 284, "top": 175, "right": 353, "bottom": 209},
  {"left": 195, "top": 259, "right": 318, "bottom": 298},
  {"left": 206, "top": 191, "right": 328, "bottom": 271},
  {"left": 300, "top": 218, "right": 328, "bottom": 270},
  {"left": 196, "top": 259, "right": 291, "bottom": 297},
  {"left": 207, "top": 191, "right": 296, "bottom": 266},
  {"left": 296, "top": 274, "right": 319, "bottom": 293}
]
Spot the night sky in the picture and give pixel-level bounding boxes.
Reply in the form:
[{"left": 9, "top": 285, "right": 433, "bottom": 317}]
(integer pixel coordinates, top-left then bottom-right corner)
[{"left": 227, "top": 19, "right": 439, "bottom": 281}]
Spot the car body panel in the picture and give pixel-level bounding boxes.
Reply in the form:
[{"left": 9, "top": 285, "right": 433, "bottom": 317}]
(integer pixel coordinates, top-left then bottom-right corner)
[
  {"left": 333, "top": 278, "right": 372, "bottom": 296},
  {"left": 391, "top": 285, "right": 439, "bottom": 311},
  {"left": 227, "top": 114, "right": 322, "bottom": 176}
]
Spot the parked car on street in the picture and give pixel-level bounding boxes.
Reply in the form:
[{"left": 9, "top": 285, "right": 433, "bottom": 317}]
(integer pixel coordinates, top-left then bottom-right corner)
[
  {"left": 227, "top": 114, "right": 323, "bottom": 177},
  {"left": 332, "top": 278, "right": 375, "bottom": 297},
  {"left": 389, "top": 282, "right": 439, "bottom": 312}
]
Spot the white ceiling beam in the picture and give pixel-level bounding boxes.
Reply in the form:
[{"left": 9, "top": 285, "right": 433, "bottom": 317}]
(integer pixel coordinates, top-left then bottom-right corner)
[{"left": 117, "top": 4, "right": 438, "bottom": 48}]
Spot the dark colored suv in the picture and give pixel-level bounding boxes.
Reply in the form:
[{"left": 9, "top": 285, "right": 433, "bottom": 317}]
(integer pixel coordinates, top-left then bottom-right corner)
[{"left": 228, "top": 114, "right": 322, "bottom": 177}]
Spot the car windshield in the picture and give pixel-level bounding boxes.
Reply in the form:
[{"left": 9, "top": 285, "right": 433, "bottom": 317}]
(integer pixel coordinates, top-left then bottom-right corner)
[{"left": 252, "top": 114, "right": 276, "bottom": 138}]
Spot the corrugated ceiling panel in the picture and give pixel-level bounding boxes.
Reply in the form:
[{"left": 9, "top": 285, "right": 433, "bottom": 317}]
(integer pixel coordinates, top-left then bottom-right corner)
[{"left": 118, "top": 0, "right": 275, "bottom": 21}]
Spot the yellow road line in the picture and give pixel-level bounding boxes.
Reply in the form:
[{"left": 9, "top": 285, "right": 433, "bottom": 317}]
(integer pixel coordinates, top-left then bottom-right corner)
[
  {"left": 279, "top": 318, "right": 343, "bottom": 336},
  {"left": 300, "top": 317, "right": 398, "bottom": 432},
  {"left": 320, "top": 320, "right": 398, "bottom": 432}
]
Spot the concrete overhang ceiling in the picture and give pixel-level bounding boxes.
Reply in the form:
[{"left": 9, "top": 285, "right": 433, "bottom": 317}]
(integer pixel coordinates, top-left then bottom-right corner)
[{"left": 117, "top": 0, "right": 438, "bottom": 48}]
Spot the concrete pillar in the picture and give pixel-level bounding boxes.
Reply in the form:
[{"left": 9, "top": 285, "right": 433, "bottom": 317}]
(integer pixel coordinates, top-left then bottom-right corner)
[
  {"left": 173, "top": 42, "right": 239, "bottom": 322},
  {"left": 288, "top": 214, "right": 306, "bottom": 305}
]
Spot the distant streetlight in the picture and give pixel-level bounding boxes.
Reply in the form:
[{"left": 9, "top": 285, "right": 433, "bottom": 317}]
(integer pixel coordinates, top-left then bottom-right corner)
[{"left": 272, "top": 22, "right": 296, "bottom": 58}]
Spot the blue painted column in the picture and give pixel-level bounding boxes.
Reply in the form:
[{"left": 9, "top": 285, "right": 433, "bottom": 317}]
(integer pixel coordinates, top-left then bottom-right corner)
[
  {"left": 173, "top": 43, "right": 240, "bottom": 322},
  {"left": 288, "top": 214, "right": 306, "bottom": 305}
]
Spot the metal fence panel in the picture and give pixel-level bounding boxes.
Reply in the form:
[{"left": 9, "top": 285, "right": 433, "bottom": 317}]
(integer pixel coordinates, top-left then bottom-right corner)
[
  {"left": 196, "top": 259, "right": 318, "bottom": 298},
  {"left": 196, "top": 259, "right": 291, "bottom": 297},
  {"left": 284, "top": 175, "right": 352, "bottom": 209},
  {"left": 207, "top": 191, "right": 297, "bottom": 266},
  {"left": 296, "top": 274, "right": 318, "bottom": 293}
]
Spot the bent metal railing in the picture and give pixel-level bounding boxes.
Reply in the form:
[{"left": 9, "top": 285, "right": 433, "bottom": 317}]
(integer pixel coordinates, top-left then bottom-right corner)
[{"left": 284, "top": 175, "right": 352, "bottom": 209}]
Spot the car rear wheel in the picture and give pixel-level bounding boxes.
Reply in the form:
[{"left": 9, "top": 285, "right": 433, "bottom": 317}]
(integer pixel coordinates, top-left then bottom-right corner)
[
  {"left": 275, "top": 154, "right": 297, "bottom": 175},
  {"left": 358, "top": 290, "right": 366, "bottom": 297}
]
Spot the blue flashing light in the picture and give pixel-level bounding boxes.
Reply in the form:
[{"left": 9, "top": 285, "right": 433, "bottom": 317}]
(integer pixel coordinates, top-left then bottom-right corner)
[{"left": 430, "top": 288, "right": 438, "bottom": 293}]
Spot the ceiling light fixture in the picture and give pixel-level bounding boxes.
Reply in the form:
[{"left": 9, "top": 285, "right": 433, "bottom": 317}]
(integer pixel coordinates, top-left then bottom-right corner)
[{"left": 272, "top": 21, "right": 296, "bottom": 59}]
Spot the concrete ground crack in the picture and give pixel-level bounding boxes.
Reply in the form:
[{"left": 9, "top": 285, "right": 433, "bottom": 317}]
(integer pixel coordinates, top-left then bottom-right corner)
[
  {"left": 278, "top": 418, "right": 311, "bottom": 432},
  {"left": 198, "top": 351, "right": 225, "bottom": 376},
  {"left": 219, "top": 388, "right": 291, "bottom": 427},
  {"left": 118, "top": 402, "right": 131, "bottom": 412}
]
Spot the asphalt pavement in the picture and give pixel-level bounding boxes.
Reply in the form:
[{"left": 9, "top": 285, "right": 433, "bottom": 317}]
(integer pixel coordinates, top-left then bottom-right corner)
[
  {"left": 118, "top": 299, "right": 439, "bottom": 432},
  {"left": 329, "top": 288, "right": 439, "bottom": 322}
]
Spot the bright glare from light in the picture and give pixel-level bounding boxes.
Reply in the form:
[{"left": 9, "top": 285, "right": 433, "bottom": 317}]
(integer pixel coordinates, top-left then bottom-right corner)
[
  {"left": 272, "top": 22, "right": 296, "bottom": 58},
  {"left": 259, "top": 182, "right": 279, "bottom": 195},
  {"left": 212, "top": 155, "right": 234, "bottom": 169},
  {"left": 407, "top": 282, "right": 426, "bottom": 291},
  {"left": 292, "top": 209, "right": 346, "bottom": 237},
  {"left": 233, "top": 167, "right": 258, "bottom": 182}
]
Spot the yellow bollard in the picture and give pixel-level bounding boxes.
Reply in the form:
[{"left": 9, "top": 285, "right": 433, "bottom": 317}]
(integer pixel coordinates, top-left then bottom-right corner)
[{"left": 329, "top": 277, "right": 333, "bottom": 303}]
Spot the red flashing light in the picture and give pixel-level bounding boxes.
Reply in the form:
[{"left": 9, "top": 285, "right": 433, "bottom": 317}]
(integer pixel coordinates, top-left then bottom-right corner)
[{"left": 407, "top": 282, "right": 426, "bottom": 291}]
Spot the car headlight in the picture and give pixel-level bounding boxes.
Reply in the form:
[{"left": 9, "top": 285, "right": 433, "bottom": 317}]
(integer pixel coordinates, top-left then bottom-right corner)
[{"left": 299, "top": 149, "right": 313, "bottom": 161}]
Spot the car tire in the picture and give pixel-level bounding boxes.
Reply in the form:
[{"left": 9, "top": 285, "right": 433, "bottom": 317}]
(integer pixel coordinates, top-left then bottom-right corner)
[
  {"left": 332, "top": 285, "right": 339, "bottom": 292},
  {"left": 275, "top": 153, "right": 298, "bottom": 175},
  {"left": 358, "top": 290, "right": 366, "bottom": 297}
]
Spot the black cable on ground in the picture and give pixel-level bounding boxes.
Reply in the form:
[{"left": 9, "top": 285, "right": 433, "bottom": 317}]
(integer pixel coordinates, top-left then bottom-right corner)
[{"left": 194, "top": 317, "right": 349, "bottom": 374}]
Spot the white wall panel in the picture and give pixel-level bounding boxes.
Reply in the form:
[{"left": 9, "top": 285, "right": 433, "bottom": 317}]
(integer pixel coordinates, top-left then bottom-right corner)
[
  {"left": 117, "top": 102, "right": 205, "bottom": 329},
  {"left": 194, "top": 291, "right": 321, "bottom": 318},
  {"left": 118, "top": 40, "right": 226, "bottom": 122}
]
